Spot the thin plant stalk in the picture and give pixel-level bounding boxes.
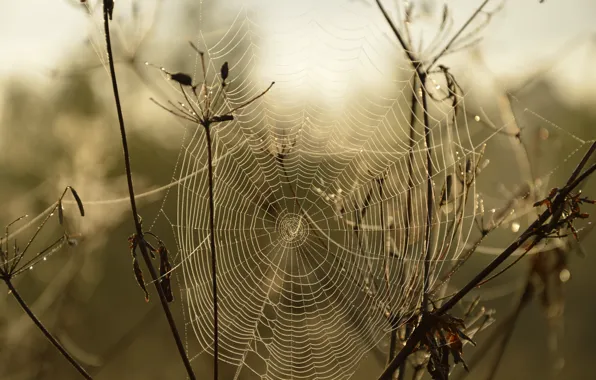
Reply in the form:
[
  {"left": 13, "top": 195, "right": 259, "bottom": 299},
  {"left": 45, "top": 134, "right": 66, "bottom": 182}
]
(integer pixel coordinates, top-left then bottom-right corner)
[
  {"left": 420, "top": 72, "right": 434, "bottom": 313},
  {"left": 4, "top": 278, "right": 93, "bottom": 380},
  {"left": 427, "top": 0, "right": 491, "bottom": 70},
  {"left": 375, "top": 0, "right": 435, "bottom": 313},
  {"left": 204, "top": 122, "right": 219, "bottom": 379},
  {"left": 386, "top": 72, "right": 419, "bottom": 380},
  {"left": 102, "top": 2, "right": 196, "bottom": 379}
]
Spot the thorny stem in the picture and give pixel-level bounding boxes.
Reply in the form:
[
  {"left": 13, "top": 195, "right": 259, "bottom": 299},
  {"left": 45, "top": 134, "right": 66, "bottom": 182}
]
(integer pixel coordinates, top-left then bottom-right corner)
[
  {"left": 204, "top": 123, "right": 219, "bottom": 379},
  {"left": 4, "top": 278, "right": 92, "bottom": 379},
  {"left": 102, "top": 3, "right": 196, "bottom": 379}
]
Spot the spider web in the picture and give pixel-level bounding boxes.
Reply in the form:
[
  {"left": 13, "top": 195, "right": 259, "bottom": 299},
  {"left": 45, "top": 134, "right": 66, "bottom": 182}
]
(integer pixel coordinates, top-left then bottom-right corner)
[
  {"left": 32, "top": 0, "right": 593, "bottom": 379},
  {"left": 164, "top": 1, "right": 491, "bottom": 379}
]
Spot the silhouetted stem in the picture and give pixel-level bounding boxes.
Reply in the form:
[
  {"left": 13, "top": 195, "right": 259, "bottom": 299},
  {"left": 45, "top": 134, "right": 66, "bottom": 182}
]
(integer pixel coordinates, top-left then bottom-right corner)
[
  {"left": 4, "top": 278, "right": 92, "bottom": 379},
  {"left": 204, "top": 123, "right": 219, "bottom": 379},
  {"left": 427, "top": 0, "right": 490, "bottom": 69},
  {"left": 102, "top": 3, "right": 195, "bottom": 379},
  {"left": 374, "top": 0, "right": 420, "bottom": 69},
  {"left": 378, "top": 143, "right": 596, "bottom": 379},
  {"left": 420, "top": 73, "right": 434, "bottom": 313}
]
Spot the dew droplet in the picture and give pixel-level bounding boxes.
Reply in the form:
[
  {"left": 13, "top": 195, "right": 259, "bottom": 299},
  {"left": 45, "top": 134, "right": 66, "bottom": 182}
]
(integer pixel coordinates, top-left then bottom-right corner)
[
  {"left": 559, "top": 269, "right": 571, "bottom": 283},
  {"left": 511, "top": 222, "right": 520, "bottom": 233}
]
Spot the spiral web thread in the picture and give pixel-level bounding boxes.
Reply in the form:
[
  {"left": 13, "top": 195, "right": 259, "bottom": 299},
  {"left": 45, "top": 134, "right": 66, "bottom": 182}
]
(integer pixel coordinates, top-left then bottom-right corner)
[{"left": 149, "top": 1, "right": 593, "bottom": 379}]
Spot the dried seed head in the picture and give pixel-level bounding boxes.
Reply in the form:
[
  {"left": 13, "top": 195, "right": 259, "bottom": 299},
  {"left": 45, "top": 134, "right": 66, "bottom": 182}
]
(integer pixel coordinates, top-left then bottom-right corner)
[
  {"left": 221, "top": 61, "right": 229, "bottom": 83},
  {"left": 104, "top": 0, "right": 114, "bottom": 20},
  {"left": 68, "top": 187, "right": 85, "bottom": 217},
  {"left": 169, "top": 73, "right": 193, "bottom": 87},
  {"left": 211, "top": 115, "right": 234, "bottom": 123}
]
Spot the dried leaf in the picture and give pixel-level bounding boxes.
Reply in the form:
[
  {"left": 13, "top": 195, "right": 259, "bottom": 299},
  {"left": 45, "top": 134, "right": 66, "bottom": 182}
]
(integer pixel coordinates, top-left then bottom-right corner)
[
  {"left": 158, "top": 244, "right": 174, "bottom": 302},
  {"left": 446, "top": 332, "right": 469, "bottom": 371},
  {"left": 68, "top": 187, "right": 85, "bottom": 217},
  {"left": 132, "top": 257, "right": 149, "bottom": 302},
  {"left": 440, "top": 4, "right": 449, "bottom": 32},
  {"left": 128, "top": 234, "right": 138, "bottom": 257}
]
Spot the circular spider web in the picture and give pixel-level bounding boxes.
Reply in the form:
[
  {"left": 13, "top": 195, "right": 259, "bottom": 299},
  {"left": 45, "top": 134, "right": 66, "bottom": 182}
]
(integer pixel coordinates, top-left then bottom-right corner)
[{"left": 144, "top": 1, "right": 596, "bottom": 379}]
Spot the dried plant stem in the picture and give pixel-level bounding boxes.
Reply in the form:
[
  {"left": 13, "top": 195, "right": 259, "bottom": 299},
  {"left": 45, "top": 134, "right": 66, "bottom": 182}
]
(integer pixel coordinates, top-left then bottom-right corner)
[
  {"left": 4, "top": 278, "right": 92, "bottom": 379},
  {"left": 375, "top": 0, "right": 434, "bottom": 312},
  {"left": 453, "top": 281, "right": 531, "bottom": 380},
  {"left": 378, "top": 316, "right": 432, "bottom": 380},
  {"left": 204, "top": 123, "right": 219, "bottom": 379},
  {"left": 374, "top": 0, "right": 420, "bottom": 69},
  {"left": 427, "top": 0, "right": 490, "bottom": 69},
  {"left": 378, "top": 143, "right": 596, "bottom": 379},
  {"left": 439, "top": 157, "right": 595, "bottom": 315},
  {"left": 387, "top": 76, "right": 419, "bottom": 380},
  {"left": 420, "top": 72, "right": 434, "bottom": 313},
  {"left": 403, "top": 76, "right": 419, "bottom": 270},
  {"left": 102, "top": 3, "right": 195, "bottom": 379},
  {"left": 376, "top": 1, "right": 437, "bottom": 376}
]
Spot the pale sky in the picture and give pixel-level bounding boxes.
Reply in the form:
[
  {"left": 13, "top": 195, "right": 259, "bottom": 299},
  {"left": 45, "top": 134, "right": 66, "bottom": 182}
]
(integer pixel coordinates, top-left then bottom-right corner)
[{"left": 0, "top": 0, "right": 595, "bottom": 104}]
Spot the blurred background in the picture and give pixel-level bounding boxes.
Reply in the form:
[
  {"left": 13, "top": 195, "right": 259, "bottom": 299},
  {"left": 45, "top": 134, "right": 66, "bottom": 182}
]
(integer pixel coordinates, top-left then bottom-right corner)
[{"left": 1, "top": 0, "right": 596, "bottom": 379}]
